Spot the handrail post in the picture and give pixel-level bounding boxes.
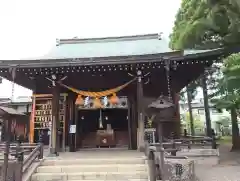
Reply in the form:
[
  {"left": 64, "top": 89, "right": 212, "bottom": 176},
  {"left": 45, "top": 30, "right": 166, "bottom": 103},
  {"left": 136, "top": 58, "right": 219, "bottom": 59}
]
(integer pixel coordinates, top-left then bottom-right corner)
[
  {"left": 15, "top": 137, "right": 24, "bottom": 181},
  {"left": 170, "top": 133, "right": 176, "bottom": 156},
  {"left": 156, "top": 144, "right": 165, "bottom": 180},
  {"left": 184, "top": 129, "right": 187, "bottom": 137},
  {"left": 212, "top": 129, "right": 217, "bottom": 149},
  {"left": 148, "top": 150, "right": 157, "bottom": 181},
  {"left": 38, "top": 134, "right": 44, "bottom": 159},
  {"left": 2, "top": 119, "right": 11, "bottom": 181},
  {"left": 15, "top": 136, "right": 21, "bottom": 159}
]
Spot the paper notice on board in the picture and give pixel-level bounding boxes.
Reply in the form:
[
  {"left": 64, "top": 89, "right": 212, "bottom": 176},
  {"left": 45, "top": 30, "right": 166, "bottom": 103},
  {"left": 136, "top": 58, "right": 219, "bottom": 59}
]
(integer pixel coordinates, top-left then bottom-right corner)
[{"left": 69, "top": 125, "right": 76, "bottom": 133}]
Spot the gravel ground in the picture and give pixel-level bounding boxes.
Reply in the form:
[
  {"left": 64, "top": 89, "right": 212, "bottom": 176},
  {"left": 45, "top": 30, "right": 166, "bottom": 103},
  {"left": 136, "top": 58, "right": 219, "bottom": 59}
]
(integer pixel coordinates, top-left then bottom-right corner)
[
  {"left": 195, "top": 164, "right": 240, "bottom": 181},
  {"left": 194, "top": 144, "right": 240, "bottom": 181}
]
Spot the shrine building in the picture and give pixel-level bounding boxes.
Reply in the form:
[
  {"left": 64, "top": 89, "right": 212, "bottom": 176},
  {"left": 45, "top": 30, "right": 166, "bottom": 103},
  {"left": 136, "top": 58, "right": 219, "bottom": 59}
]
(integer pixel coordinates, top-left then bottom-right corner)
[{"left": 0, "top": 33, "right": 233, "bottom": 152}]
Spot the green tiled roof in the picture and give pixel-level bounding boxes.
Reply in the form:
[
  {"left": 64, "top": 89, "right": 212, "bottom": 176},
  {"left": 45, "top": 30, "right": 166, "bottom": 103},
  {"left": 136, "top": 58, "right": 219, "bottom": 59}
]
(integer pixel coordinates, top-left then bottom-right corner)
[{"left": 41, "top": 34, "right": 173, "bottom": 59}]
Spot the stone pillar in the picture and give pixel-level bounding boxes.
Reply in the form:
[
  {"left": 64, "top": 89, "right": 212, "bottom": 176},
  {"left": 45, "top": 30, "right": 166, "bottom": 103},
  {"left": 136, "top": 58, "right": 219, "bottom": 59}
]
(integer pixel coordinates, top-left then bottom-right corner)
[{"left": 137, "top": 70, "right": 145, "bottom": 151}]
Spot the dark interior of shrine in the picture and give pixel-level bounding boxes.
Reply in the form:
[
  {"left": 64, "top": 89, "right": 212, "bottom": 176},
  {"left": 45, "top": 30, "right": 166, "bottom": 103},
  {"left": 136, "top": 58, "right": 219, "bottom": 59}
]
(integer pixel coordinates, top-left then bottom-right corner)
[{"left": 78, "top": 108, "right": 129, "bottom": 148}]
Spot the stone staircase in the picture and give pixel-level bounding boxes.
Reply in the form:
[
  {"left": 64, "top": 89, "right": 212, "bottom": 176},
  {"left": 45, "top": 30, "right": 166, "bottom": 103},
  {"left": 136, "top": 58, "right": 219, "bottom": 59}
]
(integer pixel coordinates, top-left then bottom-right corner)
[{"left": 30, "top": 152, "right": 149, "bottom": 181}]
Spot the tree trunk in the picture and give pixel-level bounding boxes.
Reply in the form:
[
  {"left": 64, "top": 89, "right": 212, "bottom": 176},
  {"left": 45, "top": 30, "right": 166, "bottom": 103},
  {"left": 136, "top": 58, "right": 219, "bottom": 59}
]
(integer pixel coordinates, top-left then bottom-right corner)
[
  {"left": 201, "top": 73, "right": 212, "bottom": 137},
  {"left": 187, "top": 86, "right": 195, "bottom": 136},
  {"left": 230, "top": 108, "right": 240, "bottom": 151}
]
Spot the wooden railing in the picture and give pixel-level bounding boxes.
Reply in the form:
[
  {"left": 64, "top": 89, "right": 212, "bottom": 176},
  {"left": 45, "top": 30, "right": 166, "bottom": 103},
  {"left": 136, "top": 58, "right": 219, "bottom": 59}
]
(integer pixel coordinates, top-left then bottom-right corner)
[
  {"left": 145, "top": 136, "right": 218, "bottom": 181},
  {"left": 0, "top": 136, "right": 44, "bottom": 181}
]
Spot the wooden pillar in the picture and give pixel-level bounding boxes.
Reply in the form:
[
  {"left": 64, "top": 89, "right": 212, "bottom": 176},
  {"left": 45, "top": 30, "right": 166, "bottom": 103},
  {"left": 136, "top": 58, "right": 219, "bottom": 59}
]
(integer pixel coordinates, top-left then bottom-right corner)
[
  {"left": 29, "top": 82, "right": 36, "bottom": 143},
  {"left": 50, "top": 85, "right": 60, "bottom": 155},
  {"left": 137, "top": 70, "right": 145, "bottom": 151},
  {"left": 78, "top": 109, "right": 84, "bottom": 148},
  {"left": 127, "top": 98, "right": 132, "bottom": 150},
  {"left": 174, "top": 93, "right": 181, "bottom": 138},
  {"left": 186, "top": 87, "right": 195, "bottom": 136},
  {"left": 74, "top": 105, "right": 79, "bottom": 149},
  {"left": 29, "top": 96, "right": 36, "bottom": 143},
  {"left": 61, "top": 95, "right": 67, "bottom": 151},
  {"left": 65, "top": 96, "right": 70, "bottom": 148},
  {"left": 130, "top": 96, "right": 138, "bottom": 150},
  {"left": 69, "top": 93, "right": 77, "bottom": 152}
]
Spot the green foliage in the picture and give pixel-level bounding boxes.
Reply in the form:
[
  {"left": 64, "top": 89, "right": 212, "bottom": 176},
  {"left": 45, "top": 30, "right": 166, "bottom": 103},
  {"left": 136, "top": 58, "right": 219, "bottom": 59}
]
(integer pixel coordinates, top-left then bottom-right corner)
[
  {"left": 169, "top": 0, "right": 240, "bottom": 50},
  {"left": 211, "top": 53, "right": 240, "bottom": 111},
  {"left": 170, "top": 0, "right": 240, "bottom": 148},
  {"left": 172, "top": 0, "right": 240, "bottom": 107},
  {"left": 211, "top": 53, "right": 240, "bottom": 149},
  {"left": 215, "top": 116, "right": 230, "bottom": 127},
  {"left": 183, "top": 112, "right": 204, "bottom": 129}
]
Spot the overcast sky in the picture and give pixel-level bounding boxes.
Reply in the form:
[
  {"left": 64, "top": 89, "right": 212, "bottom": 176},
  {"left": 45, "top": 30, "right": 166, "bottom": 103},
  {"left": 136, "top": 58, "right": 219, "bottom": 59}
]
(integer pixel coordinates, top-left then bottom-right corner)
[{"left": 0, "top": 0, "right": 181, "bottom": 98}]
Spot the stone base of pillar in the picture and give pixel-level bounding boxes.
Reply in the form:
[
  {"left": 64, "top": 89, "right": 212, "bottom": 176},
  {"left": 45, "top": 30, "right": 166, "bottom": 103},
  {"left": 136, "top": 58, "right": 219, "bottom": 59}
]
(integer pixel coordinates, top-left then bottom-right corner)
[
  {"left": 138, "top": 146, "right": 145, "bottom": 152},
  {"left": 48, "top": 148, "right": 59, "bottom": 157},
  {"left": 137, "top": 128, "right": 145, "bottom": 152}
]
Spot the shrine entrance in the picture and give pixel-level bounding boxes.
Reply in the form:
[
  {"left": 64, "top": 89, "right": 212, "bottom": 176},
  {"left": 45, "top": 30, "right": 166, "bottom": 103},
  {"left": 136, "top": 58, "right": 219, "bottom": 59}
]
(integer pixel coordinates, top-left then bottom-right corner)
[{"left": 77, "top": 108, "right": 129, "bottom": 149}]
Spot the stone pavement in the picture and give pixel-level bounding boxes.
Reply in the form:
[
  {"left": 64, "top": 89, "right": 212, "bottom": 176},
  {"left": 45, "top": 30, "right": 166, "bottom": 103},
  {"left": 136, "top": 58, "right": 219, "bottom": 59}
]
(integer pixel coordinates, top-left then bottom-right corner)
[
  {"left": 196, "top": 165, "right": 240, "bottom": 181},
  {"left": 195, "top": 144, "right": 240, "bottom": 181}
]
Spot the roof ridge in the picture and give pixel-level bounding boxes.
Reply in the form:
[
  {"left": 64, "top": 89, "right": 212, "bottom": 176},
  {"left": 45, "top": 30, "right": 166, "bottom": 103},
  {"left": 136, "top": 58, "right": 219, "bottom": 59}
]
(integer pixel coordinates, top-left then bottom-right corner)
[{"left": 57, "top": 33, "right": 162, "bottom": 46}]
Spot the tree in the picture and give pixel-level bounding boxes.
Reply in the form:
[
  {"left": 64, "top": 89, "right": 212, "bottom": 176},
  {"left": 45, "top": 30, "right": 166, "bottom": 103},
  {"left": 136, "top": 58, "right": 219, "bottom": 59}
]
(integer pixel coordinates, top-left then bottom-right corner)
[
  {"left": 211, "top": 53, "right": 240, "bottom": 150},
  {"left": 180, "top": 83, "right": 199, "bottom": 136},
  {"left": 169, "top": 0, "right": 240, "bottom": 50},
  {"left": 170, "top": 0, "right": 240, "bottom": 146}
]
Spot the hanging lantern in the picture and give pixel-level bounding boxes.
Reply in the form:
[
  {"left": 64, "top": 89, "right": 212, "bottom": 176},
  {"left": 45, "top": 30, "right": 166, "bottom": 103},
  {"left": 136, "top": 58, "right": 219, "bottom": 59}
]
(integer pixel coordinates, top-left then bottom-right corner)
[
  {"left": 75, "top": 95, "right": 84, "bottom": 105},
  {"left": 109, "top": 93, "right": 119, "bottom": 105},
  {"left": 93, "top": 97, "right": 102, "bottom": 108}
]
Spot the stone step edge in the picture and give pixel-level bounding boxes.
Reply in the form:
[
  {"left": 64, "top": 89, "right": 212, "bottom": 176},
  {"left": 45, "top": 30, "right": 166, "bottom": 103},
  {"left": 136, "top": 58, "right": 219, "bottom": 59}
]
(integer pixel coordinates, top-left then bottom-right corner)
[
  {"left": 38, "top": 164, "right": 146, "bottom": 168},
  {"left": 66, "top": 180, "right": 148, "bottom": 181},
  {"left": 44, "top": 157, "right": 146, "bottom": 161},
  {"left": 32, "top": 171, "right": 148, "bottom": 176}
]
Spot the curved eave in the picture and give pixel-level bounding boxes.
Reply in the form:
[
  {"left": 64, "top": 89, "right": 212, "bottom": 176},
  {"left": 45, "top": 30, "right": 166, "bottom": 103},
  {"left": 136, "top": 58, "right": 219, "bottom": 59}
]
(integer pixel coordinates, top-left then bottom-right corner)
[
  {"left": 168, "top": 46, "right": 240, "bottom": 61},
  {"left": 0, "top": 51, "right": 182, "bottom": 68},
  {"left": 168, "top": 48, "right": 224, "bottom": 61}
]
